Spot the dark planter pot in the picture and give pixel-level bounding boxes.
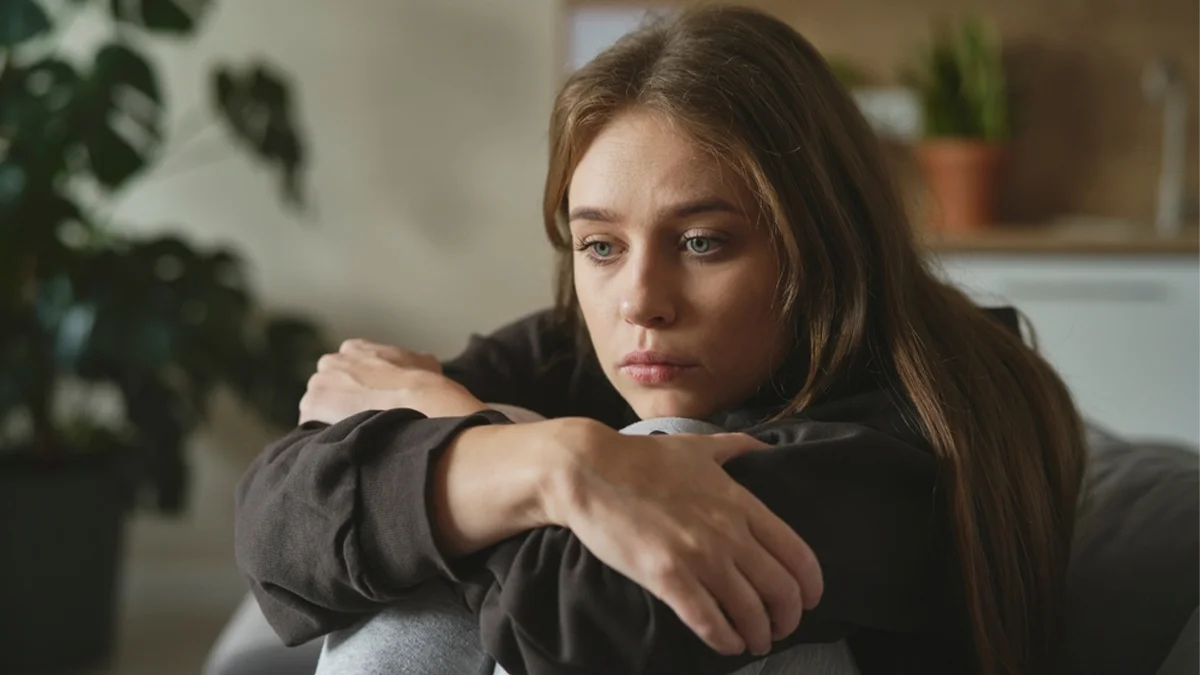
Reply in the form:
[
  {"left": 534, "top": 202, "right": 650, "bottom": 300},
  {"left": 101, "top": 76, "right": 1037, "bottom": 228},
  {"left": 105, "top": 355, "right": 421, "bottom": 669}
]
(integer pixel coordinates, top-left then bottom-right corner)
[{"left": 0, "top": 451, "right": 129, "bottom": 673}]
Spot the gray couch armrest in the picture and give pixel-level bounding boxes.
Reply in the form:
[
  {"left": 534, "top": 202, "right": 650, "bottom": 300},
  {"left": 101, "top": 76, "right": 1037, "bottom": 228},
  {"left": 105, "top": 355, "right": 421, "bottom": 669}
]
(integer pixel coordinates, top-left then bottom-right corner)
[{"left": 203, "top": 593, "right": 322, "bottom": 675}]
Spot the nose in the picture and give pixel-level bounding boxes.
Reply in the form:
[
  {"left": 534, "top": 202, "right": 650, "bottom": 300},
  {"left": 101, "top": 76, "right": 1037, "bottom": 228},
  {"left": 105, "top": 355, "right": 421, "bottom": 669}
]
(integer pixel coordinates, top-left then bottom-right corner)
[{"left": 618, "top": 249, "right": 677, "bottom": 328}]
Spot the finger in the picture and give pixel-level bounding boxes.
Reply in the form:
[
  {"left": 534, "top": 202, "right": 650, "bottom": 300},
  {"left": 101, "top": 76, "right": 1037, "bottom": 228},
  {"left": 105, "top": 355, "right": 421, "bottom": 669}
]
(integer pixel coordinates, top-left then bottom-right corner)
[
  {"left": 316, "top": 353, "right": 346, "bottom": 372},
  {"left": 342, "top": 338, "right": 398, "bottom": 358},
  {"left": 657, "top": 572, "right": 745, "bottom": 656},
  {"left": 748, "top": 502, "right": 824, "bottom": 610},
  {"left": 339, "top": 338, "right": 368, "bottom": 354},
  {"left": 706, "top": 433, "right": 771, "bottom": 464},
  {"left": 705, "top": 559, "right": 772, "bottom": 656},
  {"left": 341, "top": 339, "right": 434, "bottom": 370},
  {"left": 734, "top": 534, "right": 802, "bottom": 641}
]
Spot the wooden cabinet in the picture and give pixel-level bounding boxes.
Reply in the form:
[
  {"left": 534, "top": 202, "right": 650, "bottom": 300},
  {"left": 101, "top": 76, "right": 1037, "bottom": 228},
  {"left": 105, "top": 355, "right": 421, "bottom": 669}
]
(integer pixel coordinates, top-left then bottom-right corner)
[{"left": 933, "top": 254, "right": 1199, "bottom": 446}]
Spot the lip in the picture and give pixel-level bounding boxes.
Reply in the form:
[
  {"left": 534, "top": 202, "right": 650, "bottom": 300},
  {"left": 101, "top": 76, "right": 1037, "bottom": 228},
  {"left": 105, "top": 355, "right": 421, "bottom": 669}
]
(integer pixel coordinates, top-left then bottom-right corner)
[
  {"left": 619, "top": 351, "right": 697, "bottom": 385},
  {"left": 619, "top": 350, "right": 696, "bottom": 367}
]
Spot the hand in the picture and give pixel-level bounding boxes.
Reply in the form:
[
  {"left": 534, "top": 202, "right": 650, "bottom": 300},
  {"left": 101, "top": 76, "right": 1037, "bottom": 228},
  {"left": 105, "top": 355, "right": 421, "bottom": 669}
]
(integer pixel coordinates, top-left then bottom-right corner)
[
  {"left": 542, "top": 421, "right": 823, "bottom": 657},
  {"left": 336, "top": 339, "right": 443, "bottom": 374},
  {"left": 299, "top": 339, "right": 485, "bottom": 424}
]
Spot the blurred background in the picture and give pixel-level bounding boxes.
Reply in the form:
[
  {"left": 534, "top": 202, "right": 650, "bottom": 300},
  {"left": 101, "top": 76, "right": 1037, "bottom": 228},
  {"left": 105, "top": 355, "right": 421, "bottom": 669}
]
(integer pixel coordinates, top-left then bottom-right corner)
[{"left": 0, "top": 0, "right": 1195, "bottom": 673}]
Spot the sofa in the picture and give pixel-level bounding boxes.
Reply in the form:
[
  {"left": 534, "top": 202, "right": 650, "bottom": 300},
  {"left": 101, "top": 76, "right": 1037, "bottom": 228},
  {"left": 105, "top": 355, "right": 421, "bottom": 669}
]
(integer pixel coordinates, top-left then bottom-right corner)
[{"left": 204, "top": 423, "right": 1199, "bottom": 675}]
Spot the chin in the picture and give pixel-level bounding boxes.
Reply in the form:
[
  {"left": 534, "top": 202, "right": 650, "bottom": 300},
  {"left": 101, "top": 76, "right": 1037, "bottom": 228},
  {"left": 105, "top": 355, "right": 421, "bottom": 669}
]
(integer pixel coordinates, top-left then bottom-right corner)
[{"left": 627, "top": 390, "right": 715, "bottom": 421}]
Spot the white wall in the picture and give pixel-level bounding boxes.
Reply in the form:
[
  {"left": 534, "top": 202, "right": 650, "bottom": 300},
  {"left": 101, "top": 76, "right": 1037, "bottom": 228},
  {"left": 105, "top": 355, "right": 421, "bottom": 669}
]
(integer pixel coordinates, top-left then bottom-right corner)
[
  {"left": 116, "top": 0, "right": 562, "bottom": 349},
  {"left": 63, "top": 0, "right": 563, "bottom": 575}
]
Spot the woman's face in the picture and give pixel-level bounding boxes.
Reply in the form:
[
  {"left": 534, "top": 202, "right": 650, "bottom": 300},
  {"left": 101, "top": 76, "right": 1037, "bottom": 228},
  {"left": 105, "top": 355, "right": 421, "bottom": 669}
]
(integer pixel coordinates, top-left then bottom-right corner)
[{"left": 569, "top": 110, "right": 791, "bottom": 419}]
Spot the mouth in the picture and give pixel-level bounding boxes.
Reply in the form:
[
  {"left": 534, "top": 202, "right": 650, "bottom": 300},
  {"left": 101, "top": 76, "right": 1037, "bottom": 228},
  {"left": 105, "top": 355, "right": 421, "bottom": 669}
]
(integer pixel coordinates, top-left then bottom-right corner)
[{"left": 618, "top": 351, "right": 698, "bottom": 385}]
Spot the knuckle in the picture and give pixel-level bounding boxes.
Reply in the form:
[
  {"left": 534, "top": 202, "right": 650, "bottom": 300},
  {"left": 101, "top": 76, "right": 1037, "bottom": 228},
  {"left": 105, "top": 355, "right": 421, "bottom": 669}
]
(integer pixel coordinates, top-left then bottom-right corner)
[
  {"left": 339, "top": 338, "right": 360, "bottom": 352},
  {"left": 690, "top": 618, "right": 722, "bottom": 644},
  {"left": 767, "top": 575, "right": 801, "bottom": 609},
  {"left": 682, "top": 536, "right": 718, "bottom": 567},
  {"left": 378, "top": 343, "right": 408, "bottom": 357},
  {"left": 645, "top": 553, "right": 683, "bottom": 588},
  {"left": 305, "top": 372, "right": 327, "bottom": 390}
]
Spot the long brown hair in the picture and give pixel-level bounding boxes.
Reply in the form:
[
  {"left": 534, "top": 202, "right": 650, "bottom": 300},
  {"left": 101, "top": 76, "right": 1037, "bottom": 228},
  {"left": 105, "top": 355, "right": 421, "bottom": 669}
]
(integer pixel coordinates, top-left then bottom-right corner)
[{"left": 542, "top": 6, "right": 1086, "bottom": 674}]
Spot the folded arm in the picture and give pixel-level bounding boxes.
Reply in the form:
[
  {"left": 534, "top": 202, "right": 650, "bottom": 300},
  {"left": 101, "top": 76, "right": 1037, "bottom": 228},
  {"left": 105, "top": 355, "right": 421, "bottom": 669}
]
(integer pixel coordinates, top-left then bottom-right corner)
[
  {"left": 462, "top": 422, "right": 947, "bottom": 675},
  {"left": 235, "top": 309, "right": 602, "bottom": 643},
  {"left": 234, "top": 409, "right": 522, "bottom": 643}
]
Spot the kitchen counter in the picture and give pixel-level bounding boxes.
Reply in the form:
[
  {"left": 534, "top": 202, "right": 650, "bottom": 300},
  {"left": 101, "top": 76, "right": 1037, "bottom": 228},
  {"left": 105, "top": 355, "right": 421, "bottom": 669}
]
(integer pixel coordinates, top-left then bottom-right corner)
[{"left": 919, "top": 221, "right": 1200, "bottom": 256}]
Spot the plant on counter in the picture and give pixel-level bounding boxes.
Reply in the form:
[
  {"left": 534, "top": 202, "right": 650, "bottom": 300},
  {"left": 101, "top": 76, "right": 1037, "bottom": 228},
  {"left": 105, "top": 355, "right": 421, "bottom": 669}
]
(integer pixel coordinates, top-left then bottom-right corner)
[
  {"left": 903, "top": 14, "right": 1010, "bottom": 142},
  {"left": 901, "top": 14, "right": 1011, "bottom": 231}
]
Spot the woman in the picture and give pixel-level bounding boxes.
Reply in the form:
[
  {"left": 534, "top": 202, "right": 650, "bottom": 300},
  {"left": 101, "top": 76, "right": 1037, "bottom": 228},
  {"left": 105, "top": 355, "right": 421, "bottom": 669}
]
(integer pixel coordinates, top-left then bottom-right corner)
[{"left": 235, "top": 6, "right": 1087, "bottom": 674}]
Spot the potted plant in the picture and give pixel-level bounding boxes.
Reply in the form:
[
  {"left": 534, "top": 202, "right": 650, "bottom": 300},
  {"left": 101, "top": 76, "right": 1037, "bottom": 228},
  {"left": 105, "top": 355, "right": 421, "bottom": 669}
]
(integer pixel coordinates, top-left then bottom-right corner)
[
  {"left": 903, "top": 15, "right": 1011, "bottom": 231},
  {"left": 0, "top": 0, "right": 327, "bottom": 671}
]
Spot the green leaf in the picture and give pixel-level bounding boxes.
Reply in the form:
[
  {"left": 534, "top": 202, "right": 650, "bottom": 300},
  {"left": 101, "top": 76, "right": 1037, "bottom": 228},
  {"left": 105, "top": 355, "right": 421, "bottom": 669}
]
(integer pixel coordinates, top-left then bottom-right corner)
[
  {"left": 53, "top": 301, "right": 97, "bottom": 369},
  {"left": 1, "top": 59, "right": 83, "bottom": 162},
  {"left": 109, "top": 0, "right": 211, "bottom": 35},
  {"left": 91, "top": 43, "right": 161, "bottom": 109},
  {"left": 0, "top": 188, "right": 85, "bottom": 304},
  {"left": 33, "top": 273, "right": 73, "bottom": 331},
  {"left": 241, "top": 316, "right": 326, "bottom": 427},
  {"left": 212, "top": 62, "right": 306, "bottom": 207},
  {"left": 0, "top": 162, "right": 27, "bottom": 215},
  {"left": 85, "top": 126, "right": 149, "bottom": 186},
  {"left": 0, "top": 305, "right": 42, "bottom": 423},
  {"left": 905, "top": 14, "right": 1009, "bottom": 141},
  {"left": 81, "top": 307, "right": 176, "bottom": 375},
  {"left": 76, "top": 42, "right": 164, "bottom": 189},
  {"left": 0, "top": 0, "right": 51, "bottom": 47}
]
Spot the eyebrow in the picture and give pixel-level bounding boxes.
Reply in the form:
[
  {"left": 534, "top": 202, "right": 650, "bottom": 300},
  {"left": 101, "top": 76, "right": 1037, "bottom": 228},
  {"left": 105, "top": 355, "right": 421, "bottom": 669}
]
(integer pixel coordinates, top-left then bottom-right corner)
[{"left": 568, "top": 198, "right": 744, "bottom": 224}]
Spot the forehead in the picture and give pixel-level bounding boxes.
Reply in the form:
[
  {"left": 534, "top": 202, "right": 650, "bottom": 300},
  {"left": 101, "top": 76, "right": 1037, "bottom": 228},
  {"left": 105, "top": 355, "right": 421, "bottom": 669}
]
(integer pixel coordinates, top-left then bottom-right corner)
[{"left": 568, "top": 111, "right": 747, "bottom": 209}]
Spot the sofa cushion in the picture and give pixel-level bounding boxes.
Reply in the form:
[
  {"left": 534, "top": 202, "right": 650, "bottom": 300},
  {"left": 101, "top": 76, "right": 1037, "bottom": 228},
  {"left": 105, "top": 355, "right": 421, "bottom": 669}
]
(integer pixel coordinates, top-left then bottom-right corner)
[{"left": 1058, "top": 425, "right": 1199, "bottom": 675}]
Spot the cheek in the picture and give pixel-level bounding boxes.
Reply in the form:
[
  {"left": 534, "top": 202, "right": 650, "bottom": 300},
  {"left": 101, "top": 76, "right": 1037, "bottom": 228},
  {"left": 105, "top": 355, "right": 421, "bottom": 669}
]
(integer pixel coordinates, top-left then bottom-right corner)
[
  {"left": 698, "top": 263, "right": 785, "bottom": 357},
  {"left": 573, "top": 263, "right": 612, "bottom": 348}
]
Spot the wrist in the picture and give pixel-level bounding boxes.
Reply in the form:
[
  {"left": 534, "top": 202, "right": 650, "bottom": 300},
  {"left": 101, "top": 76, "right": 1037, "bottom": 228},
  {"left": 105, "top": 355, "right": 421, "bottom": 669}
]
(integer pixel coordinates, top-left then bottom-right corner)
[
  {"left": 531, "top": 417, "right": 608, "bottom": 528},
  {"left": 388, "top": 371, "right": 486, "bottom": 418}
]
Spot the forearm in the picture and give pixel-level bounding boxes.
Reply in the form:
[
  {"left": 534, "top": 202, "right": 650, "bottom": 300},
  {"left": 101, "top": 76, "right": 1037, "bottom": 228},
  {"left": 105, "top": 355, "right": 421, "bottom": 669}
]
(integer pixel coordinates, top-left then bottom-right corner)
[
  {"left": 234, "top": 408, "right": 512, "bottom": 645},
  {"left": 431, "top": 418, "right": 584, "bottom": 558}
]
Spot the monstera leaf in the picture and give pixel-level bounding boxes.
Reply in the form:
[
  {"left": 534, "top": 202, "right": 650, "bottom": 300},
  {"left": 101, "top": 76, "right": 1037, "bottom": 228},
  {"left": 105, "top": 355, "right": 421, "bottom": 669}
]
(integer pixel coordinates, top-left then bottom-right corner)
[
  {"left": 109, "top": 0, "right": 212, "bottom": 35},
  {"left": 240, "top": 316, "right": 326, "bottom": 428},
  {"left": 75, "top": 43, "right": 164, "bottom": 189},
  {"left": 212, "top": 63, "right": 306, "bottom": 206},
  {"left": 0, "top": 0, "right": 316, "bottom": 515},
  {"left": 6, "top": 188, "right": 84, "bottom": 275},
  {"left": 0, "top": 307, "right": 40, "bottom": 426},
  {"left": 0, "top": 59, "right": 84, "bottom": 167},
  {"left": 0, "top": 162, "right": 26, "bottom": 217},
  {"left": 0, "top": 0, "right": 50, "bottom": 47}
]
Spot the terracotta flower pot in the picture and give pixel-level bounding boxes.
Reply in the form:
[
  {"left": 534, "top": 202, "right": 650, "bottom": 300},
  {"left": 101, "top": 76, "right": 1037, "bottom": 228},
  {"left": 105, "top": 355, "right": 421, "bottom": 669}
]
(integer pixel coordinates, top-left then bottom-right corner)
[{"left": 917, "top": 139, "right": 1006, "bottom": 232}]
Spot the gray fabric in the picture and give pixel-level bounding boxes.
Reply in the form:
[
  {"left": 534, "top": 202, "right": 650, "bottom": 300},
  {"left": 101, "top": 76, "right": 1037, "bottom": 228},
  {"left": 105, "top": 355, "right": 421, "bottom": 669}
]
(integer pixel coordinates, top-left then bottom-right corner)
[
  {"left": 317, "top": 581, "right": 489, "bottom": 675},
  {"left": 202, "top": 593, "right": 322, "bottom": 675},
  {"left": 1058, "top": 424, "right": 1199, "bottom": 675},
  {"left": 1157, "top": 608, "right": 1199, "bottom": 675},
  {"left": 317, "top": 409, "right": 860, "bottom": 675}
]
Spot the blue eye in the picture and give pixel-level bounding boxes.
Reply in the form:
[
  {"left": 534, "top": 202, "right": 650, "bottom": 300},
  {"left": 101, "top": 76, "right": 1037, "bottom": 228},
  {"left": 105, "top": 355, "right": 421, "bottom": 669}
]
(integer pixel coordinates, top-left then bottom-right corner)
[
  {"left": 589, "top": 241, "right": 614, "bottom": 257},
  {"left": 685, "top": 237, "right": 716, "bottom": 255}
]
